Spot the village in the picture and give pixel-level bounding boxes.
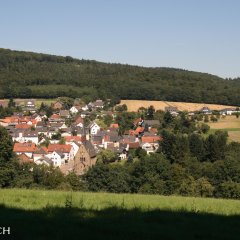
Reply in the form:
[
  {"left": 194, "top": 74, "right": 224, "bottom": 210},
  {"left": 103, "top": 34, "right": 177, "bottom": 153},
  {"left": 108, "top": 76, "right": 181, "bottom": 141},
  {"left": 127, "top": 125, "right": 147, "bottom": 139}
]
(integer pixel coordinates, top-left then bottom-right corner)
[{"left": 0, "top": 98, "right": 239, "bottom": 176}]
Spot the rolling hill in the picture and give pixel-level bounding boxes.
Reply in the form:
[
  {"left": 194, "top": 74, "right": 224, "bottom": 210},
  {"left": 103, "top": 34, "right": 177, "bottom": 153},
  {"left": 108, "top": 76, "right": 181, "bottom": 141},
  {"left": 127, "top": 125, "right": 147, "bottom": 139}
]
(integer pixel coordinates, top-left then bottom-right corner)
[{"left": 0, "top": 48, "right": 239, "bottom": 105}]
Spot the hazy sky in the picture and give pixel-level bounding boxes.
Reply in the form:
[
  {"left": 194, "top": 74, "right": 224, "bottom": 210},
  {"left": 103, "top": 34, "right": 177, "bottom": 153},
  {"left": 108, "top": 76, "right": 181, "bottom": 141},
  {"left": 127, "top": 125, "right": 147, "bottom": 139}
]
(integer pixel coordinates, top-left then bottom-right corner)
[{"left": 1, "top": 0, "right": 240, "bottom": 78}]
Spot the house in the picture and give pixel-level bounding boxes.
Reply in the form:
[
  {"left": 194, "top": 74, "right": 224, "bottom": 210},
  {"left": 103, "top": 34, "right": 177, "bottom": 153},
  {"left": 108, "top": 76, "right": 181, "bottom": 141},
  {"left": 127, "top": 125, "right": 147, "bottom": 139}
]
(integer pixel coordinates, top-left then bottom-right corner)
[
  {"left": 70, "top": 106, "right": 81, "bottom": 114},
  {"left": 36, "top": 121, "right": 47, "bottom": 128},
  {"left": 220, "top": 108, "right": 237, "bottom": 115},
  {"left": 165, "top": 106, "right": 179, "bottom": 115},
  {"left": 47, "top": 144, "right": 74, "bottom": 162},
  {"left": 13, "top": 142, "right": 37, "bottom": 158},
  {"left": 81, "top": 105, "right": 89, "bottom": 111},
  {"left": 12, "top": 130, "right": 39, "bottom": 144},
  {"left": 15, "top": 123, "right": 31, "bottom": 130},
  {"left": 0, "top": 116, "right": 19, "bottom": 126},
  {"left": 35, "top": 156, "right": 53, "bottom": 166},
  {"left": 141, "top": 135, "right": 162, "bottom": 143},
  {"left": 94, "top": 99, "right": 104, "bottom": 109},
  {"left": 69, "top": 141, "right": 81, "bottom": 156},
  {"left": 88, "top": 121, "right": 101, "bottom": 135},
  {"left": 60, "top": 141, "right": 97, "bottom": 175},
  {"left": 141, "top": 142, "right": 158, "bottom": 154},
  {"left": 25, "top": 100, "right": 35, "bottom": 108},
  {"left": 33, "top": 147, "right": 48, "bottom": 162},
  {"left": 22, "top": 130, "right": 39, "bottom": 144},
  {"left": 52, "top": 101, "right": 63, "bottom": 110},
  {"left": 49, "top": 114, "right": 63, "bottom": 123},
  {"left": 110, "top": 123, "right": 119, "bottom": 129},
  {"left": 32, "top": 114, "right": 42, "bottom": 122},
  {"left": 80, "top": 111, "right": 90, "bottom": 118},
  {"left": 64, "top": 136, "right": 82, "bottom": 144},
  {"left": 18, "top": 153, "right": 33, "bottom": 164},
  {"left": 141, "top": 134, "right": 161, "bottom": 154},
  {"left": 59, "top": 110, "right": 70, "bottom": 118},
  {"left": 47, "top": 151, "right": 65, "bottom": 167},
  {"left": 74, "top": 116, "right": 84, "bottom": 128},
  {"left": 200, "top": 107, "right": 212, "bottom": 115}
]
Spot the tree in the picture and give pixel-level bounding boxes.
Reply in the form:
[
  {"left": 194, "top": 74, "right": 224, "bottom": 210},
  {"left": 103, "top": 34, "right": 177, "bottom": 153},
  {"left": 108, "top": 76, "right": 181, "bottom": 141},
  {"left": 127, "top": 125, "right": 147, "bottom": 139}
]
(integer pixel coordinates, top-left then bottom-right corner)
[
  {"left": 0, "top": 127, "right": 14, "bottom": 162},
  {"left": 97, "top": 149, "right": 117, "bottom": 164},
  {"left": 163, "top": 111, "right": 173, "bottom": 125},
  {"left": 204, "top": 115, "right": 209, "bottom": 122},
  {"left": 103, "top": 115, "right": 113, "bottom": 127},
  {"left": 199, "top": 123, "right": 210, "bottom": 134},
  {"left": 8, "top": 98, "right": 16, "bottom": 108},
  {"left": 146, "top": 105, "right": 155, "bottom": 120},
  {"left": 135, "top": 147, "right": 147, "bottom": 159},
  {"left": 195, "top": 177, "right": 214, "bottom": 197},
  {"left": 189, "top": 134, "right": 205, "bottom": 161}
]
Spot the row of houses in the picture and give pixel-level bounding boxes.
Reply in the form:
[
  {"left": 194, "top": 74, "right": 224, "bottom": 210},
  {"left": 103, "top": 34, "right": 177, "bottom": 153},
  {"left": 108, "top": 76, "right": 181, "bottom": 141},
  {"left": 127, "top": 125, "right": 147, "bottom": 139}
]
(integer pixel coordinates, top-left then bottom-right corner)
[{"left": 165, "top": 106, "right": 240, "bottom": 116}]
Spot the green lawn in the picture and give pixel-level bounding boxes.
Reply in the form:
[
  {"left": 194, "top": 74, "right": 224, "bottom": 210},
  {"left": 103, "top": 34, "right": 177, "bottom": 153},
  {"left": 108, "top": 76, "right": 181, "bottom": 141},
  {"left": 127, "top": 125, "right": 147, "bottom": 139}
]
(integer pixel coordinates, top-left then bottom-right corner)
[{"left": 0, "top": 189, "right": 239, "bottom": 240}]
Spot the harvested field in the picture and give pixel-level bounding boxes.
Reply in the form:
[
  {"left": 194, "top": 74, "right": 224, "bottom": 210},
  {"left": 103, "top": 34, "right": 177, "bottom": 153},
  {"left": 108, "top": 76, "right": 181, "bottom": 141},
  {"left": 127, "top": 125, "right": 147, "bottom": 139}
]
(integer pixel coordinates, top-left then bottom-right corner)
[
  {"left": 208, "top": 116, "right": 240, "bottom": 129},
  {"left": 120, "top": 100, "right": 236, "bottom": 112}
]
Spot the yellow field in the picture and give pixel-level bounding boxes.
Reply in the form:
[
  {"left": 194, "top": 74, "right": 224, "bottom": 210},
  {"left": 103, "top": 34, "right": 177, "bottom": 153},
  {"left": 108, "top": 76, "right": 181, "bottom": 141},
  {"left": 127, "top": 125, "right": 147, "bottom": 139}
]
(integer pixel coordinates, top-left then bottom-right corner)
[
  {"left": 208, "top": 116, "right": 240, "bottom": 129},
  {"left": 120, "top": 100, "right": 236, "bottom": 112}
]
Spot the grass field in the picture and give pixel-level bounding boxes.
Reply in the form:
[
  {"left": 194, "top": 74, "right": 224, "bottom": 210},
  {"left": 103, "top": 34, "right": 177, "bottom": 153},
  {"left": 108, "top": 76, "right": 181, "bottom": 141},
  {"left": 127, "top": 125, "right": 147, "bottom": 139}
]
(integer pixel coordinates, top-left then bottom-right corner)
[
  {"left": 120, "top": 100, "right": 236, "bottom": 112},
  {"left": 0, "top": 189, "right": 239, "bottom": 240},
  {"left": 207, "top": 116, "right": 240, "bottom": 142}
]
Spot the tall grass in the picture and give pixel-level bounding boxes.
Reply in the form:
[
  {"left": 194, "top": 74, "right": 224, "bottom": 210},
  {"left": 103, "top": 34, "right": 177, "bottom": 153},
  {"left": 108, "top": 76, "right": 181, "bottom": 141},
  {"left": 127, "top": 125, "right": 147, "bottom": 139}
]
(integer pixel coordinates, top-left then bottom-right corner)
[{"left": 0, "top": 189, "right": 239, "bottom": 215}]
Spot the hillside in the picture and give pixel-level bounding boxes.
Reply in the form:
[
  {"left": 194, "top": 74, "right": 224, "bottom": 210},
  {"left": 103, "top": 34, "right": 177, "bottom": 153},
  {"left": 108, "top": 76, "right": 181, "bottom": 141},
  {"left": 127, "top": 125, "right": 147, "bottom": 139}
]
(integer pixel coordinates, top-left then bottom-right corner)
[
  {"left": 0, "top": 48, "right": 240, "bottom": 105},
  {"left": 0, "top": 189, "right": 239, "bottom": 240}
]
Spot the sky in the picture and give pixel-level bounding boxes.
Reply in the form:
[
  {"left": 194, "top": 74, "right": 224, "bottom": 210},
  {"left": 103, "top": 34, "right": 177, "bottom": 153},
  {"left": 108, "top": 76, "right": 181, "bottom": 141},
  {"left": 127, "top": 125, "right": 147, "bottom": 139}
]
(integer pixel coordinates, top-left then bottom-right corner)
[{"left": 0, "top": 0, "right": 240, "bottom": 78}]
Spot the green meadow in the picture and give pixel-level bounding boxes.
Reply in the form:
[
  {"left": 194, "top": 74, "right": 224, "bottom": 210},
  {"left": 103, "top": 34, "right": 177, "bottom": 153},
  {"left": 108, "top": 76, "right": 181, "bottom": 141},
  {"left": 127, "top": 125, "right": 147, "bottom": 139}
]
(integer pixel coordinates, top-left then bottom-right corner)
[{"left": 0, "top": 189, "right": 239, "bottom": 240}]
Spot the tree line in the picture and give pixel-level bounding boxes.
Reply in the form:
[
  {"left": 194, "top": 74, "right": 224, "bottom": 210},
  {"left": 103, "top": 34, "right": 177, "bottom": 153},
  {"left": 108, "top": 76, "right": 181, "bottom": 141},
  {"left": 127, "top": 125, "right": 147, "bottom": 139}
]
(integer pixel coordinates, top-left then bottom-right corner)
[{"left": 0, "top": 48, "right": 240, "bottom": 105}]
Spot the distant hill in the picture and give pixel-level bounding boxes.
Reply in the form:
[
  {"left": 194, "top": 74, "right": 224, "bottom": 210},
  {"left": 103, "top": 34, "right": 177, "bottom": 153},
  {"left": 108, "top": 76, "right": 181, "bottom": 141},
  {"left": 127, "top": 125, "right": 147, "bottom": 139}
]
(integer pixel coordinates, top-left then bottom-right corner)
[{"left": 0, "top": 48, "right": 239, "bottom": 105}]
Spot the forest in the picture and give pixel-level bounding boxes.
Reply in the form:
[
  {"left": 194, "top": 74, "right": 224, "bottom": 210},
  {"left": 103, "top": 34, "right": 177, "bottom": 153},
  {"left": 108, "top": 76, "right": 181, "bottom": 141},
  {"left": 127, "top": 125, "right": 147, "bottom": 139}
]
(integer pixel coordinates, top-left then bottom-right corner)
[{"left": 0, "top": 48, "right": 240, "bottom": 105}]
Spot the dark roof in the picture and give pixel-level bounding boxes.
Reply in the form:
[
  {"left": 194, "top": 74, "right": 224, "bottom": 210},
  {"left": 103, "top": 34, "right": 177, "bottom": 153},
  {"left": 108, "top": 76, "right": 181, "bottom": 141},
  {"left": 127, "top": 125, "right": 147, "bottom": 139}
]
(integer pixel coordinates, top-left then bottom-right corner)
[
  {"left": 83, "top": 140, "right": 96, "bottom": 158},
  {"left": 165, "top": 106, "right": 178, "bottom": 112},
  {"left": 23, "top": 130, "right": 38, "bottom": 137},
  {"left": 37, "top": 156, "right": 52, "bottom": 165}
]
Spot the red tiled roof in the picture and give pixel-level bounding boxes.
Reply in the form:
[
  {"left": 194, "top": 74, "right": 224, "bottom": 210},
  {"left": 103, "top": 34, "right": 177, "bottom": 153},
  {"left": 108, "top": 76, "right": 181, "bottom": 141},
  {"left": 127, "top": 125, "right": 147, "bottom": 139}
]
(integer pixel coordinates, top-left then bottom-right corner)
[
  {"left": 1, "top": 117, "right": 19, "bottom": 123},
  {"left": 110, "top": 123, "right": 119, "bottom": 129},
  {"left": 128, "top": 142, "right": 140, "bottom": 149},
  {"left": 34, "top": 147, "right": 48, "bottom": 154},
  {"left": 13, "top": 143, "right": 37, "bottom": 153},
  {"left": 50, "top": 114, "right": 60, "bottom": 119},
  {"left": 64, "top": 136, "right": 82, "bottom": 142},
  {"left": 18, "top": 117, "right": 31, "bottom": 123},
  {"left": 135, "top": 127, "right": 145, "bottom": 134},
  {"left": 48, "top": 144, "right": 72, "bottom": 153},
  {"left": 75, "top": 117, "right": 84, "bottom": 124},
  {"left": 141, "top": 136, "right": 162, "bottom": 143},
  {"left": 149, "top": 128, "right": 158, "bottom": 134},
  {"left": 16, "top": 124, "right": 31, "bottom": 129}
]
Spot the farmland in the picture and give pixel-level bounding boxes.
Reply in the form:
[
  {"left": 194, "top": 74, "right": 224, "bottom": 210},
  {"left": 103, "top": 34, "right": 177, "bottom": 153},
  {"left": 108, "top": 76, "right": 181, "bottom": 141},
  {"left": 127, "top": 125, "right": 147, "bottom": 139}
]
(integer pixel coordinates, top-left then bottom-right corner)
[
  {"left": 0, "top": 189, "right": 239, "bottom": 240},
  {"left": 120, "top": 100, "right": 237, "bottom": 112},
  {"left": 207, "top": 116, "right": 240, "bottom": 142}
]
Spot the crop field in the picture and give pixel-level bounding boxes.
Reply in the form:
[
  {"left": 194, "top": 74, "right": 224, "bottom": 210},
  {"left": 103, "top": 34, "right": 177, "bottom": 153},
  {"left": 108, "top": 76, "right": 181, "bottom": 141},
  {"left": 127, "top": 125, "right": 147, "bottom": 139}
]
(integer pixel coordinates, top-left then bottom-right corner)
[
  {"left": 207, "top": 116, "right": 240, "bottom": 142},
  {"left": 0, "top": 189, "right": 239, "bottom": 240},
  {"left": 120, "top": 100, "right": 236, "bottom": 112}
]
